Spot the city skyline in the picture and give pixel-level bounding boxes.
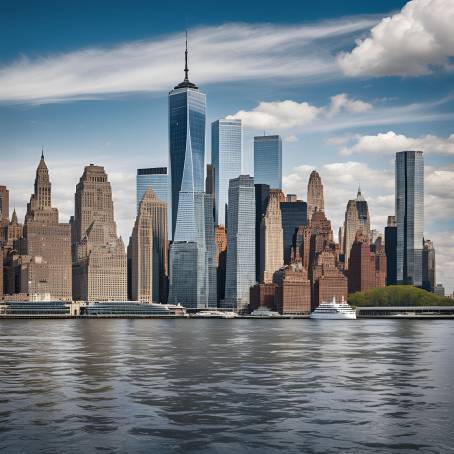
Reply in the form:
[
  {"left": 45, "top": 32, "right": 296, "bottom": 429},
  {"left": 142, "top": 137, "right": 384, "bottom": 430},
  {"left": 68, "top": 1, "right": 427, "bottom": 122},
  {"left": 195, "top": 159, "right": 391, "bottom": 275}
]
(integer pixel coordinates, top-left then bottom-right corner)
[{"left": 0, "top": 0, "right": 453, "bottom": 292}]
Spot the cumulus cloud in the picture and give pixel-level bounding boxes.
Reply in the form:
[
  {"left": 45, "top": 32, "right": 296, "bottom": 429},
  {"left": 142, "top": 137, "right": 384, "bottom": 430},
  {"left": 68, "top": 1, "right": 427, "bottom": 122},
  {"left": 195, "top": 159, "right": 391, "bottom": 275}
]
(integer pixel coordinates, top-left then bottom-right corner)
[
  {"left": 340, "top": 130, "right": 454, "bottom": 155},
  {"left": 228, "top": 94, "right": 371, "bottom": 130},
  {"left": 338, "top": 0, "right": 454, "bottom": 77},
  {"left": 0, "top": 19, "right": 378, "bottom": 104}
]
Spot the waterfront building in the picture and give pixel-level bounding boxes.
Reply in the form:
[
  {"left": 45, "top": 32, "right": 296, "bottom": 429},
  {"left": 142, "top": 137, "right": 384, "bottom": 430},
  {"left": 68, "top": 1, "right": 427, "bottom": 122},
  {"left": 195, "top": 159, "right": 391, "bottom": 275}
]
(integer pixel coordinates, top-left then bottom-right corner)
[
  {"left": 254, "top": 135, "right": 282, "bottom": 189},
  {"left": 313, "top": 258, "right": 348, "bottom": 309},
  {"left": 422, "top": 239, "right": 436, "bottom": 292},
  {"left": 249, "top": 283, "right": 277, "bottom": 313},
  {"left": 348, "top": 233, "right": 386, "bottom": 294},
  {"left": 215, "top": 225, "right": 227, "bottom": 303},
  {"left": 273, "top": 262, "right": 311, "bottom": 315},
  {"left": 211, "top": 118, "right": 242, "bottom": 225},
  {"left": 396, "top": 150, "right": 424, "bottom": 286},
  {"left": 72, "top": 164, "right": 127, "bottom": 302},
  {"left": 307, "top": 170, "right": 324, "bottom": 221},
  {"left": 224, "top": 175, "right": 256, "bottom": 311},
  {"left": 260, "top": 189, "right": 284, "bottom": 283},
  {"left": 385, "top": 215, "right": 397, "bottom": 285},
  {"left": 280, "top": 199, "right": 307, "bottom": 264},
  {"left": 255, "top": 183, "right": 270, "bottom": 282},
  {"left": 343, "top": 188, "right": 370, "bottom": 270},
  {"left": 129, "top": 188, "right": 168, "bottom": 303},
  {"left": 168, "top": 37, "right": 206, "bottom": 239},
  {"left": 11, "top": 153, "right": 72, "bottom": 301}
]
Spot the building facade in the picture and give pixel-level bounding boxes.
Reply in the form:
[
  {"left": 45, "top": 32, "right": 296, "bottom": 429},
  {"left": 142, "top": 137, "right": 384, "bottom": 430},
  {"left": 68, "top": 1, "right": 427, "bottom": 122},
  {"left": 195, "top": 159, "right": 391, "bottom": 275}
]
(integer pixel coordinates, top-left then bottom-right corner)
[
  {"left": 215, "top": 225, "right": 227, "bottom": 303},
  {"left": 254, "top": 135, "right": 282, "bottom": 190},
  {"left": 72, "top": 164, "right": 127, "bottom": 302},
  {"left": 343, "top": 188, "right": 370, "bottom": 270},
  {"left": 422, "top": 239, "right": 436, "bottom": 292},
  {"left": 129, "top": 188, "right": 168, "bottom": 303},
  {"left": 307, "top": 170, "right": 324, "bottom": 221},
  {"left": 260, "top": 189, "right": 284, "bottom": 283},
  {"left": 255, "top": 184, "right": 270, "bottom": 282},
  {"left": 396, "top": 150, "right": 424, "bottom": 286},
  {"left": 168, "top": 43, "right": 206, "bottom": 239},
  {"left": 224, "top": 175, "right": 256, "bottom": 311},
  {"left": 211, "top": 118, "right": 242, "bottom": 225},
  {"left": 280, "top": 200, "right": 307, "bottom": 265},
  {"left": 385, "top": 215, "right": 397, "bottom": 286},
  {"left": 136, "top": 167, "right": 168, "bottom": 209}
]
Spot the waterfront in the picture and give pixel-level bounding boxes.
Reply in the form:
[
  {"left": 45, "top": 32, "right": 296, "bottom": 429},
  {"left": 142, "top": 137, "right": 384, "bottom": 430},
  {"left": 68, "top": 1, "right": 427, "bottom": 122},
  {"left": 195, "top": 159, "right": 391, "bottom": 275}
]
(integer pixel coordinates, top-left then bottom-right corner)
[{"left": 1, "top": 320, "right": 454, "bottom": 453}]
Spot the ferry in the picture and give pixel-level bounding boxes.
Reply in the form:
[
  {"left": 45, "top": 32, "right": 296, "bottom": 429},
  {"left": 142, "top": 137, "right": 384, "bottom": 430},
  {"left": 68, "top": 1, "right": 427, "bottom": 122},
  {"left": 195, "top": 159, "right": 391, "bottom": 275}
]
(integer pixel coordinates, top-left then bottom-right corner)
[
  {"left": 192, "top": 310, "right": 237, "bottom": 319},
  {"left": 310, "top": 297, "right": 356, "bottom": 320},
  {"left": 250, "top": 307, "right": 280, "bottom": 317}
]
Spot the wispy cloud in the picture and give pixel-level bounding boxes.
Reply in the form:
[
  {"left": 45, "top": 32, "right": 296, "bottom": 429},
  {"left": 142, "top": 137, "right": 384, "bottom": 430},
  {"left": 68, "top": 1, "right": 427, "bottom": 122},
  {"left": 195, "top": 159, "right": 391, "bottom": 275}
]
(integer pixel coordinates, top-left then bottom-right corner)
[{"left": 0, "top": 19, "right": 378, "bottom": 104}]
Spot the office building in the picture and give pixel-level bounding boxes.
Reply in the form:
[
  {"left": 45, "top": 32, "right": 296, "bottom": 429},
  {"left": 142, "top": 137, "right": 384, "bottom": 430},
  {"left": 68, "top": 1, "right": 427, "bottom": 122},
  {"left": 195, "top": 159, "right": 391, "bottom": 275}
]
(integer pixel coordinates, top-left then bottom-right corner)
[
  {"left": 211, "top": 118, "right": 242, "bottom": 225},
  {"left": 396, "top": 151, "right": 424, "bottom": 286},
  {"left": 307, "top": 170, "right": 324, "bottom": 221},
  {"left": 255, "top": 183, "right": 270, "bottom": 282},
  {"left": 225, "top": 175, "right": 256, "bottom": 311},
  {"left": 343, "top": 187, "right": 370, "bottom": 270},
  {"left": 215, "top": 225, "right": 227, "bottom": 302},
  {"left": 0, "top": 186, "right": 9, "bottom": 223},
  {"left": 280, "top": 199, "right": 307, "bottom": 264},
  {"left": 168, "top": 38, "right": 206, "bottom": 239},
  {"left": 136, "top": 167, "right": 168, "bottom": 209},
  {"left": 72, "top": 164, "right": 127, "bottom": 302},
  {"left": 422, "top": 239, "right": 436, "bottom": 292},
  {"left": 12, "top": 153, "right": 72, "bottom": 300},
  {"left": 129, "top": 188, "right": 168, "bottom": 303},
  {"left": 260, "top": 189, "right": 284, "bottom": 283},
  {"left": 249, "top": 283, "right": 277, "bottom": 312},
  {"left": 254, "top": 135, "right": 282, "bottom": 189},
  {"left": 385, "top": 216, "right": 397, "bottom": 285}
]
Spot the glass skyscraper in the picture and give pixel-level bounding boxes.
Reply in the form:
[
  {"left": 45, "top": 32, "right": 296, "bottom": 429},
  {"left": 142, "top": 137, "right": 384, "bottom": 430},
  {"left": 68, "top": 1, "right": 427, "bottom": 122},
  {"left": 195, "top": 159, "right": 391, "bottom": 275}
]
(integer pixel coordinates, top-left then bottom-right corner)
[
  {"left": 224, "top": 175, "right": 256, "bottom": 312},
  {"left": 395, "top": 150, "right": 424, "bottom": 287},
  {"left": 168, "top": 45, "right": 206, "bottom": 239},
  {"left": 280, "top": 200, "right": 307, "bottom": 264},
  {"left": 254, "top": 135, "right": 282, "bottom": 189},
  {"left": 211, "top": 118, "right": 242, "bottom": 225},
  {"left": 136, "top": 167, "right": 168, "bottom": 209}
]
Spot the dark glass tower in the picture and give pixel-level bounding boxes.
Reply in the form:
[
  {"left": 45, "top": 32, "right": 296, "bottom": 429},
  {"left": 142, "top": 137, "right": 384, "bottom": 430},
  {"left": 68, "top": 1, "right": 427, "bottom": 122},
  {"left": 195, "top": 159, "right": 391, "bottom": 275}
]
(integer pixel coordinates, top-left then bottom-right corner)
[
  {"left": 168, "top": 35, "right": 206, "bottom": 239},
  {"left": 395, "top": 151, "right": 424, "bottom": 286},
  {"left": 255, "top": 183, "right": 270, "bottom": 282},
  {"left": 280, "top": 200, "right": 307, "bottom": 264},
  {"left": 385, "top": 215, "right": 397, "bottom": 286}
]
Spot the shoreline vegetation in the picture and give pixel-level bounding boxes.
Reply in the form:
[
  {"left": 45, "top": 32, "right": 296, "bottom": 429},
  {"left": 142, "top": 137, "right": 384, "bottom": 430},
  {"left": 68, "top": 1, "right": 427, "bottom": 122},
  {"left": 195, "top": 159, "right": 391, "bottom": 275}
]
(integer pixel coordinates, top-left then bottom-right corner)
[{"left": 349, "top": 285, "right": 453, "bottom": 307}]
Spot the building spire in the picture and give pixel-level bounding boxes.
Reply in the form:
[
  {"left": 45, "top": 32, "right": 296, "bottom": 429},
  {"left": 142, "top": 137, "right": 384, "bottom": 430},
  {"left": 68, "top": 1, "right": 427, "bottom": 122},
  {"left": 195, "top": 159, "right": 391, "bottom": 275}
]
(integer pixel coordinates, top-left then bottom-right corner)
[
  {"left": 184, "top": 30, "right": 189, "bottom": 81},
  {"left": 41, "top": 146, "right": 44, "bottom": 160}
]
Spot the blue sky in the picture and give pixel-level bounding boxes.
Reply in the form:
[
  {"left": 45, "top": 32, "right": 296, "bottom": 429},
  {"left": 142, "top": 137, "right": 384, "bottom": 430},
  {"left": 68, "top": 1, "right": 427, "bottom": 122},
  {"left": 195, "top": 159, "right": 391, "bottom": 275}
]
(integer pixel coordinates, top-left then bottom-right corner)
[{"left": 0, "top": 0, "right": 453, "bottom": 292}]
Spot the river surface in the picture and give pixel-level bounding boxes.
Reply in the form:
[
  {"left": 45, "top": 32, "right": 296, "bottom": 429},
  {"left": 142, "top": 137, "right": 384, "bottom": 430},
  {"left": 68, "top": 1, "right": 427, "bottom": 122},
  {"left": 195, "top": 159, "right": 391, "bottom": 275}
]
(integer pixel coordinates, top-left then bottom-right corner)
[{"left": 0, "top": 319, "right": 453, "bottom": 453}]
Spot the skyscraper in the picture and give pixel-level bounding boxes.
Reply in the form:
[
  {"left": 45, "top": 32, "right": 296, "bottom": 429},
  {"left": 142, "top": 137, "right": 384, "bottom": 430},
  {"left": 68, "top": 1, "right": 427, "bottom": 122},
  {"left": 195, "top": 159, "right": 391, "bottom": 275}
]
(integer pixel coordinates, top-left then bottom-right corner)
[
  {"left": 72, "top": 164, "right": 127, "bottom": 301},
  {"left": 307, "top": 170, "right": 324, "bottom": 221},
  {"left": 255, "top": 183, "right": 270, "bottom": 282},
  {"left": 0, "top": 185, "right": 9, "bottom": 222},
  {"left": 343, "top": 187, "right": 370, "bottom": 270},
  {"left": 422, "top": 239, "right": 435, "bottom": 292},
  {"left": 15, "top": 153, "right": 72, "bottom": 300},
  {"left": 168, "top": 36, "right": 206, "bottom": 239},
  {"left": 280, "top": 199, "right": 307, "bottom": 264},
  {"left": 129, "top": 188, "right": 168, "bottom": 303},
  {"left": 396, "top": 150, "right": 424, "bottom": 286},
  {"left": 215, "top": 225, "right": 227, "bottom": 303},
  {"left": 254, "top": 135, "right": 282, "bottom": 189},
  {"left": 385, "top": 215, "right": 397, "bottom": 286},
  {"left": 136, "top": 167, "right": 168, "bottom": 209},
  {"left": 211, "top": 118, "right": 242, "bottom": 225},
  {"left": 260, "top": 189, "right": 284, "bottom": 283},
  {"left": 225, "top": 175, "right": 256, "bottom": 311}
]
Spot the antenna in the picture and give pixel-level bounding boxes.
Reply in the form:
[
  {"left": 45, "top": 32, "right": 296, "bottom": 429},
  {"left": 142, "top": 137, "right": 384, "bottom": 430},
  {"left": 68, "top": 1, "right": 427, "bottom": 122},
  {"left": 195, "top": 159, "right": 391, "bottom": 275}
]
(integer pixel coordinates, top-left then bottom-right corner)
[{"left": 184, "top": 30, "right": 189, "bottom": 81}]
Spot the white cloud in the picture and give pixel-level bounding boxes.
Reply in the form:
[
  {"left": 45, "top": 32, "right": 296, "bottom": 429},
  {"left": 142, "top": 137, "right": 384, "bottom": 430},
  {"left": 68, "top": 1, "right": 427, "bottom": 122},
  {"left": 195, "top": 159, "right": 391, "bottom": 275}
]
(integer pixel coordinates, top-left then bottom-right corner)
[
  {"left": 0, "top": 19, "right": 378, "bottom": 104},
  {"left": 340, "top": 130, "right": 454, "bottom": 155},
  {"left": 328, "top": 93, "right": 372, "bottom": 116},
  {"left": 228, "top": 94, "right": 371, "bottom": 130},
  {"left": 338, "top": 0, "right": 454, "bottom": 77}
]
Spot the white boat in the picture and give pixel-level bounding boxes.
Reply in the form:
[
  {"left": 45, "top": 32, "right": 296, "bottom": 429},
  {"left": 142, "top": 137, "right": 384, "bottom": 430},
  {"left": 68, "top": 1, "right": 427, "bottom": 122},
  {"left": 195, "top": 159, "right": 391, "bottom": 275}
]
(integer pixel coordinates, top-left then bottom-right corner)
[
  {"left": 310, "top": 297, "right": 356, "bottom": 320},
  {"left": 250, "top": 307, "right": 280, "bottom": 317},
  {"left": 192, "top": 310, "right": 237, "bottom": 319}
]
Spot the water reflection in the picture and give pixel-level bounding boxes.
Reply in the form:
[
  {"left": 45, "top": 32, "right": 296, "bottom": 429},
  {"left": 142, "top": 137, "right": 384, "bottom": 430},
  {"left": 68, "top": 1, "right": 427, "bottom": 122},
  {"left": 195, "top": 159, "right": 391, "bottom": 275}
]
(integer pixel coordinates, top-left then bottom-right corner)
[{"left": 0, "top": 319, "right": 453, "bottom": 453}]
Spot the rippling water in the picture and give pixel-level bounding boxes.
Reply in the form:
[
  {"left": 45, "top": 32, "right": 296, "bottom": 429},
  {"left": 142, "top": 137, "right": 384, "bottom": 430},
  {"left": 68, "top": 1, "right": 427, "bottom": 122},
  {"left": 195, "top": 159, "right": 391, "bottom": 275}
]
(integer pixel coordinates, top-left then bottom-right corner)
[{"left": 1, "top": 319, "right": 454, "bottom": 453}]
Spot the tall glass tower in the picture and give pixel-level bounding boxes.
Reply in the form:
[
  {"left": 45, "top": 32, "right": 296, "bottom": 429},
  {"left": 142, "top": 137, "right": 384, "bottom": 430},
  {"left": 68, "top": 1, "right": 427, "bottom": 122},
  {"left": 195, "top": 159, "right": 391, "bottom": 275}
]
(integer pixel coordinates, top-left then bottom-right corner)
[
  {"left": 168, "top": 36, "right": 206, "bottom": 240},
  {"left": 211, "top": 118, "right": 242, "bottom": 225},
  {"left": 254, "top": 135, "right": 282, "bottom": 189},
  {"left": 395, "top": 150, "right": 424, "bottom": 286},
  {"left": 136, "top": 167, "right": 168, "bottom": 209}
]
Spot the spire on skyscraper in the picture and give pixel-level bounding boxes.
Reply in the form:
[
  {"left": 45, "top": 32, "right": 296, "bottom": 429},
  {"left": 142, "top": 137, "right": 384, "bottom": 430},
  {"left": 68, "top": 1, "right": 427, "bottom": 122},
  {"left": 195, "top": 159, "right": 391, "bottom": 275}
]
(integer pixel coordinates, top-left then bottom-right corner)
[{"left": 174, "top": 31, "right": 198, "bottom": 90}]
